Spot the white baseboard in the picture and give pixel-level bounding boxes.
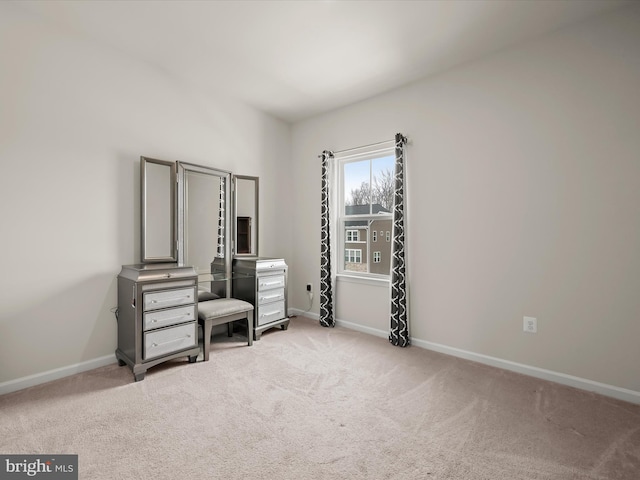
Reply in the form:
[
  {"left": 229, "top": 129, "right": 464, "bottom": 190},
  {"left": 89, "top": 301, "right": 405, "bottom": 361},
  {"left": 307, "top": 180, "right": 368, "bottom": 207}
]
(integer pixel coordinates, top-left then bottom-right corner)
[
  {"left": 412, "top": 338, "right": 640, "bottom": 405},
  {"left": 0, "top": 354, "right": 117, "bottom": 396},
  {"left": 289, "top": 309, "right": 640, "bottom": 405}
]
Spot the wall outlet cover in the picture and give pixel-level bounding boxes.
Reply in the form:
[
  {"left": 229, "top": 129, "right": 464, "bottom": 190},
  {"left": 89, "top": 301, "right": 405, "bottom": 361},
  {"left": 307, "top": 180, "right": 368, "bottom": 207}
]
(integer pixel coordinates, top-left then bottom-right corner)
[{"left": 523, "top": 316, "right": 537, "bottom": 333}]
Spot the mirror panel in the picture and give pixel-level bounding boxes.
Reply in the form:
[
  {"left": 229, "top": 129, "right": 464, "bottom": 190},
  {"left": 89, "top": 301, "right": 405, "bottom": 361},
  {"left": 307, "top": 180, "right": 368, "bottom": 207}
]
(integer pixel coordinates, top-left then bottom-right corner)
[
  {"left": 234, "top": 175, "right": 259, "bottom": 257},
  {"left": 184, "top": 171, "right": 221, "bottom": 269},
  {"left": 178, "top": 162, "right": 232, "bottom": 297},
  {"left": 141, "top": 157, "right": 176, "bottom": 263}
]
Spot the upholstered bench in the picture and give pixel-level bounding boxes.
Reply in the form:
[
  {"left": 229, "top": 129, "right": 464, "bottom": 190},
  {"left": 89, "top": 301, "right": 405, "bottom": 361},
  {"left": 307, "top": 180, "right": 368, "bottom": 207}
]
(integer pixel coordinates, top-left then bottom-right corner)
[{"left": 197, "top": 298, "right": 254, "bottom": 361}]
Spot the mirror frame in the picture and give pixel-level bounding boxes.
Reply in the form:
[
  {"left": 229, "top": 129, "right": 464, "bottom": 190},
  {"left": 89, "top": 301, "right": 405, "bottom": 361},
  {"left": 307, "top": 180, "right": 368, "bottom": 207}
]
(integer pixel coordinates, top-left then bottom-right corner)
[
  {"left": 177, "top": 162, "right": 232, "bottom": 292},
  {"left": 140, "top": 156, "right": 177, "bottom": 263},
  {"left": 233, "top": 175, "right": 259, "bottom": 257}
]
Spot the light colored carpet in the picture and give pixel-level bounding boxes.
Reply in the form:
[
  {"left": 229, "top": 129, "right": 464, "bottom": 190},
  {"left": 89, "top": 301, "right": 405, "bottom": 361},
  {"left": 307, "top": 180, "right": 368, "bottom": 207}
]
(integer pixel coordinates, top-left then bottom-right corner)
[{"left": 1, "top": 316, "right": 639, "bottom": 479}]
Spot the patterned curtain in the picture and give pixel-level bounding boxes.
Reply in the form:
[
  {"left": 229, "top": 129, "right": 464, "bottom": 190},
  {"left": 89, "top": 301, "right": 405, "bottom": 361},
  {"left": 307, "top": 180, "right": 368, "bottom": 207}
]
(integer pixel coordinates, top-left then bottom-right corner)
[
  {"left": 389, "top": 133, "right": 409, "bottom": 347},
  {"left": 320, "top": 150, "right": 335, "bottom": 327},
  {"left": 216, "top": 177, "right": 225, "bottom": 258}
]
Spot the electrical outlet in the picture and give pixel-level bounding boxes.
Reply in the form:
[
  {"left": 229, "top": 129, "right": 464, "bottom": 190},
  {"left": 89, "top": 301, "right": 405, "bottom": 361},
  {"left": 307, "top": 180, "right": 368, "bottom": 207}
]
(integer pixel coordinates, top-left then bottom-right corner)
[
  {"left": 306, "top": 283, "right": 312, "bottom": 293},
  {"left": 523, "top": 316, "right": 537, "bottom": 334}
]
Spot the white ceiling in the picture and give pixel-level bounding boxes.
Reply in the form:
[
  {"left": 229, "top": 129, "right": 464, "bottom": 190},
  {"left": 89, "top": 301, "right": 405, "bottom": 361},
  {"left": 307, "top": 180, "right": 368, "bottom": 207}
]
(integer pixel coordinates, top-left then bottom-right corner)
[{"left": 18, "top": 0, "right": 632, "bottom": 123}]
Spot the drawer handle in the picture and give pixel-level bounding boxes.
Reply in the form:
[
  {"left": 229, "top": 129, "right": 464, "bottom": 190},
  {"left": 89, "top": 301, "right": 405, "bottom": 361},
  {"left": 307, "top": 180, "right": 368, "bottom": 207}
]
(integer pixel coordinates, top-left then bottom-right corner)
[
  {"left": 151, "top": 313, "right": 191, "bottom": 323},
  {"left": 260, "top": 281, "right": 281, "bottom": 287},
  {"left": 151, "top": 295, "right": 191, "bottom": 304},
  {"left": 151, "top": 334, "right": 192, "bottom": 348},
  {"left": 260, "top": 311, "right": 282, "bottom": 318},
  {"left": 260, "top": 294, "right": 282, "bottom": 301}
]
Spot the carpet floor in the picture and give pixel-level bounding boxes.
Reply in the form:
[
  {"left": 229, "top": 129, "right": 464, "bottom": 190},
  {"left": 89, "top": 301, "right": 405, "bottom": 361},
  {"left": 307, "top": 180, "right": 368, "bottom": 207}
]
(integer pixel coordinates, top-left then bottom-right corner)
[{"left": 1, "top": 316, "right": 639, "bottom": 479}]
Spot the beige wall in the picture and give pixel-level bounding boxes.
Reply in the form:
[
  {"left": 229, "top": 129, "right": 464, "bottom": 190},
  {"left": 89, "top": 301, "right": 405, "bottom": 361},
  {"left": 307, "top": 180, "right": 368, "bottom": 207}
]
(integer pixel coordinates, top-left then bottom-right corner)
[
  {"left": 290, "top": 6, "right": 640, "bottom": 393},
  {"left": 0, "top": 3, "right": 292, "bottom": 385}
]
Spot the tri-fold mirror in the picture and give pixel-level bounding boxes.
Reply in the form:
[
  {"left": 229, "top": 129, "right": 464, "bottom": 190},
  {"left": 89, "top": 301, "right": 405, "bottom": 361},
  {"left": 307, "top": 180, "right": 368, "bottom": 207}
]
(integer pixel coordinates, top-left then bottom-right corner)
[{"left": 140, "top": 156, "right": 259, "bottom": 296}]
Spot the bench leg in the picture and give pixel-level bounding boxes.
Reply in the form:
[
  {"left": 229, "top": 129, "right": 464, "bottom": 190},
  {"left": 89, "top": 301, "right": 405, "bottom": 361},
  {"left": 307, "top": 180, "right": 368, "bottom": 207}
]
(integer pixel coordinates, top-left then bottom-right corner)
[
  {"left": 202, "top": 319, "right": 213, "bottom": 362},
  {"left": 227, "top": 322, "right": 233, "bottom": 337},
  {"left": 246, "top": 313, "right": 253, "bottom": 346}
]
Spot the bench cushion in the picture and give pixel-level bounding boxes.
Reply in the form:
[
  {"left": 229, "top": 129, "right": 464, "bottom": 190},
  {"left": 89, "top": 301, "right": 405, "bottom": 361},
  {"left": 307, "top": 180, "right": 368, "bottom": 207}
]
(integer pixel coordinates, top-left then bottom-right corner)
[{"left": 198, "top": 298, "right": 253, "bottom": 321}]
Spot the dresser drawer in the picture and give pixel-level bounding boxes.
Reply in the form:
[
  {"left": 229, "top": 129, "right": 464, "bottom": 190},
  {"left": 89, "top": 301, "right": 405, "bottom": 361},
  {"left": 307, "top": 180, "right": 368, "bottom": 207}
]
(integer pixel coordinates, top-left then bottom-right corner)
[
  {"left": 257, "top": 274, "right": 285, "bottom": 291},
  {"left": 143, "top": 287, "right": 195, "bottom": 311},
  {"left": 257, "top": 260, "right": 286, "bottom": 271},
  {"left": 144, "top": 322, "right": 197, "bottom": 360},
  {"left": 257, "top": 288, "right": 285, "bottom": 306},
  {"left": 143, "top": 305, "right": 196, "bottom": 331},
  {"left": 257, "top": 300, "right": 285, "bottom": 326}
]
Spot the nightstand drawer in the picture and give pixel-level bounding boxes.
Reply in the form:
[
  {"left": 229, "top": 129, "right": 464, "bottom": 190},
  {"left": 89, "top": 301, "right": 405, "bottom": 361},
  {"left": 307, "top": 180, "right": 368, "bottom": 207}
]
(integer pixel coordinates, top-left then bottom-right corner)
[
  {"left": 143, "top": 305, "right": 196, "bottom": 331},
  {"left": 257, "top": 275, "right": 285, "bottom": 291},
  {"left": 257, "top": 301, "right": 285, "bottom": 326},
  {"left": 258, "top": 260, "right": 286, "bottom": 270},
  {"left": 144, "top": 322, "right": 197, "bottom": 360},
  {"left": 143, "top": 287, "right": 195, "bottom": 311},
  {"left": 257, "top": 288, "right": 285, "bottom": 306}
]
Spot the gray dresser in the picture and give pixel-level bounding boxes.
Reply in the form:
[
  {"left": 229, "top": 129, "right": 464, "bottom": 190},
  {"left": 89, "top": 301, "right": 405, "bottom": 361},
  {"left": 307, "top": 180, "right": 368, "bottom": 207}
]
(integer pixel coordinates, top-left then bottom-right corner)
[
  {"left": 232, "top": 257, "right": 289, "bottom": 340},
  {"left": 116, "top": 263, "right": 200, "bottom": 381}
]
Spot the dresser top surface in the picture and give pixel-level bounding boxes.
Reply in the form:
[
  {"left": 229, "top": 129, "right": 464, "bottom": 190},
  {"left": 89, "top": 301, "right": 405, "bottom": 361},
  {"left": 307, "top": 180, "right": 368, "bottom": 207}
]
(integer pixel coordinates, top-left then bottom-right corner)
[{"left": 119, "top": 263, "right": 197, "bottom": 282}]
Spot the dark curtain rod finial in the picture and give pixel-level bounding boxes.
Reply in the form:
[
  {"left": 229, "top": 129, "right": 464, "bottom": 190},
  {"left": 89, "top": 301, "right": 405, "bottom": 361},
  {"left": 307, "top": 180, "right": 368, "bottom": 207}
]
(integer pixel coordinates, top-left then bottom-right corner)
[
  {"left": 318, "top": 150, "right": 334, "bottom": 159},
  {"left": 396, "top": 133, "right": 409, "bottom": 145}
]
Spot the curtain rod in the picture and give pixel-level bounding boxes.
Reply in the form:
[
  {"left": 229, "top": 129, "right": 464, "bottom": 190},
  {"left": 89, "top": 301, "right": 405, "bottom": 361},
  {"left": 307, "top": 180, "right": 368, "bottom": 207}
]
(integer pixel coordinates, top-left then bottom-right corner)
[{"left": 318, "top": 135, "right": 408, "bottom": 159}]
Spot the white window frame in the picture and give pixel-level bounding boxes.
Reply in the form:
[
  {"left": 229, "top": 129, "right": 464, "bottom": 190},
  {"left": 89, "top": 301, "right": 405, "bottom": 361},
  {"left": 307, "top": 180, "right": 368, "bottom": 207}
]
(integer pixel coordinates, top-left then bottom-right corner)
[
  {"left": 337, "top": 143, "right": 394, "bottom": 281},
  {"left": 373, "top": 251, "right": 381, "bottom": 263},
  {"left": 372, "top": 230, "right": 377, "bottom": 242},
  {"left": 346, "top": 230, "right": 359, "bottom": 242},
  {"left": 344, "top": 249, "right": 362, "bottom": 263}
]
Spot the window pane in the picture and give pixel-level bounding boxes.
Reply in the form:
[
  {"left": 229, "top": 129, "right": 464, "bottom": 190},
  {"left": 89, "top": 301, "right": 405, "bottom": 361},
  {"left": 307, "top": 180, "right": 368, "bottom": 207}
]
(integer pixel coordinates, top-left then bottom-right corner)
[
  {"left": 344, "top": 160, "right": 370, "bottom": 215},
  {"left": 344, "top": 156, "right": 395, "bottom": 215},
  {"left": 341, "top": 219, "right": 392, "bottom": 275},
  {"left": 371, "top": 155, "right": 395, "bottom": 212},
  {"left": 343, "top": 223, "right": 368, "bottom": 273},
  {"left": 370, "top": 219, "right": 392, "bottom": 275}
]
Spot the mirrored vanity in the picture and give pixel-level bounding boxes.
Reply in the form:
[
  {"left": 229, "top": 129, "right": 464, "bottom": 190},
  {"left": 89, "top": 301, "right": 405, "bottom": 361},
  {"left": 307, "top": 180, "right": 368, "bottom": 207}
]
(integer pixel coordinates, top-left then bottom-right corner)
[{"left": 116, "top": 157, "right": 288, "bottom": 381}]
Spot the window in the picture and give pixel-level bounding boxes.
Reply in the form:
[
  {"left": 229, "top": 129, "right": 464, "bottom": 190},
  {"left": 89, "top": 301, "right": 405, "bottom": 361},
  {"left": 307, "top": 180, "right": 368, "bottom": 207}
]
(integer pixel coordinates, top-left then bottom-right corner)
[
  {"left": 345, "top": 249, "right": 362, "bottom": 263},
  {"left": 338, "top": 143, "right": 395, "bottom": 278},
  {"left": 346, "top": 230, "right": 359, "bottom": 242},
  {"left": 386, "top": 231, "right": 391, "bottom": 242}
]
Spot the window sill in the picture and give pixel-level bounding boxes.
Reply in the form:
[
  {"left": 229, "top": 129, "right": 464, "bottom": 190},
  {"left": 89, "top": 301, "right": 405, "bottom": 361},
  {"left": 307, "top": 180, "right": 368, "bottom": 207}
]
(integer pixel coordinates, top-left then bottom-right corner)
[{"left": 336, "top": 273, "right": 390, "bottom": 287}]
